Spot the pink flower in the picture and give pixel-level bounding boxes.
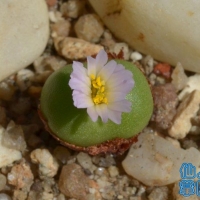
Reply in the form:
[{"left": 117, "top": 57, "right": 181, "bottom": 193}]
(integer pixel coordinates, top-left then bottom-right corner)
[{"left": 69, "top": 49, "right": 134, "bottom": 124}]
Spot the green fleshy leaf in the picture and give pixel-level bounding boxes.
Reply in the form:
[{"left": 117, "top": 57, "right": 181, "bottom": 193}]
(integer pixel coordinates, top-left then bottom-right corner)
[{"left": 40, "top": 60, "right": 153, "bottom": 147}]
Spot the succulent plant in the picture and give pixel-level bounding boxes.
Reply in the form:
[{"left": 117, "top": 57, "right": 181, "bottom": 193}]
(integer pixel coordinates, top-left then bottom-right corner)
[{"left": 39, "top": 50, "right": 153, "bottom": 155}]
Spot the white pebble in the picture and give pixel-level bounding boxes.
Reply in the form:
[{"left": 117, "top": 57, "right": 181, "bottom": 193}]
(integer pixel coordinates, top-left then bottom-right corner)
[
  {"left": 0, "top": 126, "right": 21, "bottom": 168},
  {"left": 16, "top": 69, "right": 34, "bottom": 91},
  {"left": 0, "top": 194, "right": 12, "bottom": 200},
  {"left": 77, "top": 152, "right": 96, "bottom": 172},
  {"left": 179, "top": 74, "right": 200, "bottom": 100},
  {"left": 30, "top": 149, "right": 59, "bottom": 177},
  {"left": 0, "top": 0, "right": 49, "bottom": 82},
  {"left": 169, "top": 90, "right": 200, "bottom": 139},
  {"left": 130, "top": 51, "right": 143, "bottom": 61},
  {"left": 2, "top": 121, "right": 26, "bottom": 152},
  {"left": 0, "top": 174, "right": 6, "bottom": 191},
  {"left": 122, "top": 131, "right": 200, "bottom": 186},
  {"left": 117, "top": 195, "right": 123, "bottom": 199},
  {"left": 111, "top": 43, "right": 130, "bottom": 60},
  {"left": 88, "top": 0, "right": 200, "bottom": 73},
  {"left": 108, "top": 166, "right": 119, "bottom": 177},
  {"left": 75, "top": 14, "right": 104, "bottom": 43}
]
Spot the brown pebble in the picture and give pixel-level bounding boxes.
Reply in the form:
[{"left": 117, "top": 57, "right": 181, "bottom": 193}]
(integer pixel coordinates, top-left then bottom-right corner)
[
  {"left": 8, "top": 160, "right": 34, "bottom": 190},
  {"left": 51, "top": 20, "right": 71, "bottom": 38},
  {"left": 151, "top": 83, "right": 178, "bottom": 129},
  {"left": 58, "top": 163, "right": 99, "bottom": 200},
  {"left": 75, "top": 14, "right": 104, "bottom": 43},
  {"left": 28, "top": 86, "right": 42, "bottom": 98},
  {"left": 54, "top": 37, "right": 103, "bottom": 60},
  {"left": 46, "top": 0, "right": 57, "bottom": 7}
]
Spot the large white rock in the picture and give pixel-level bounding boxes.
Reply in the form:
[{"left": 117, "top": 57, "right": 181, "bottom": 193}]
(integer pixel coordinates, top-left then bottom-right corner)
[
  {"left": 0, "top": 0, "right": 49, "bottom": 82},
  {"left": 89, "top": 0, "right": 200, "bottom": 73},
  {"left": 122, "top": 132, "right": 200, "bottom": 186}
]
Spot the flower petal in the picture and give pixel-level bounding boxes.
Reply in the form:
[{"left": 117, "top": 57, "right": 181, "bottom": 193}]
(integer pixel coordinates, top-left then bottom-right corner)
[
  {"left": 111, "top": 79, "right": 134, "bottom": 93},
  {"left": 72, "top": 93, "right": 94, "bottom": 108},
  {"left": 87, "top": 106, "right": 98, "bottom": 122},
  {"left": 71, "top": 70, "right": 90, "bottom": 83},
  {"left": 107, "top": 110, "right": 121, "bottom": 124},
  {"left": 107, "top": 70, "right": 133, "bottom": 88},
  {"left": 87, "top": 56, "right": 97, "bottom": 76},
  {"left": 70, "top": 61, "right": 91, "bottom": 87},
  {"left": 113, "top": 64, "right": 125, "bottom": 73},
  {"left": 95, "top": 49, "right": 108, "bottom": 73},
  {"left": 107, "top": 91, "right": 127, "bottom": 102},
  {"left": 69, "top": 78, "right": 91, "bottom": 95},
  {"left": 72, "top": 61, "right": 87, "bottom": 75},
  {"left": 97, "top": 60, "right": 117, "bottom": 82},
  {"left": 96, "top": 104, "right": 108, "bottom": 123},
  {"left": 108, "top": 100, "right": 132, "bottom": 112}
]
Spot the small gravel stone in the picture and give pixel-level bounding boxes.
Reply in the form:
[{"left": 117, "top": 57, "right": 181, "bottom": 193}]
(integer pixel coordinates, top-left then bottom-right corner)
[
  {"left": 130, "top": 197, "right": 142, "bottom": 200},
  {"left": 182, "top": 139, "right": 198, "bottom": 149},
  {"left": 56, "top": 193, "right": 66, "bottom": 200},
  {"left": 0, "top": 81, "right": 16, "bottom": 101},
  {"left": 27, "top": 190, "right": 41, "bottom": 200},
  {"left": 10, "top": 97, "right": 31, "bottom": 115},
  {"left": 53, "top": 146, "right": 71, "bottom": 165},
  {"left": 169, "top": 90, "right": 200, "bottom": 139},
  {"left": 0, "top": 126, "right": 21, "bottom": 168},
  {"left": 110, "top": 43, "right": 130, "bottom": 60},
  {"left": 51, "top": 20, "right": 71, "bottom": 38},
  {"left": 130, "top": 51, "right": 143, "bottom": 62},
  {"left": 92, "top": 154, "right": 116, "bottom": 167},
  {"left": 7, "top": 160, "right": 34, "bottom": 190},
  {"left": 77, "top": 152, "right": 96, "bottom": 173},
  {"left": 2, "top": 121, "right": 26, "bottom": 152},
  {"left": 153, "top": 63, "right": 171, "bottom": 79},
  {"left": 75, "top": 14, "right": 104, "bottom": 43},
  {"left": 142, "top": 55, "right": 154, "bottom": 75},
  {"left": 58, "top": 163, "right": 99, "bottom": 200},
  {"left": 0, "top": 174, "right": 6, "bottom": 191},
  {"left": 189, "top": 125, "right": 200, "bottom": 135},
  {"left": 28, "top": 86, "right": 42, "bottom": 98},
  {"left": 171, "top": 62, "right": 188, "bottom": 91},
  {"left": 179, "top": 74, "right": 200, "bottom": 100},
  {"left": 50, "top": 10, "right": 64, "bottom": 23},
  {"left": 108, "top": 166, "right": 119, "bottom": 177},
  {"left": 100, "top": 30, "right": 115, "bottom": 48},
  {"left": 13, "top": 190, "right": 27, "bottom": 200},
  {"left": 151, "top": 84, "right": 178, "bottom": 129},
  {"left": 60, "top": 0, "right": 85, "bottom": 19},
  {"left": 148, "top": 186, "right": 169, "bottom": 200},
  {"left": 34, "top": 55, "right": 66, "bottom": 73},
  {"left": 30, "top": 149, "right": 59, "bottom": 178},
  {"left": 0, "top": 193, "right": 12, "bottom": 200},
  {"left": 16, "top": 69, "right": 34, "bottom": 91},
  {"left": 96, "top": 176, "right": 111, "bottom": 189},
  {"left": 94, "top": 167, "right": 108, "bottom": 177},
  {"left": 54, "top": 37, "right": 103, "bottom": 60}
]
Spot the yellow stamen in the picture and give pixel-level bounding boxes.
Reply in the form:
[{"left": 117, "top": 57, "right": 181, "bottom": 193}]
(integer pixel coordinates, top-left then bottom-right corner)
[
  {"left": 90, "top": 74, "right": 108, "bottom": 105},
  {"left": 90, "top": 74, "right": 95, "bottom": 80}
]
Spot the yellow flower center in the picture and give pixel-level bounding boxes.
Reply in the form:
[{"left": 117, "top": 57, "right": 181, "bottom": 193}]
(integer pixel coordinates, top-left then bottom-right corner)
[{"left": 90, "top": 74, "right": 108, "bottom": 105}]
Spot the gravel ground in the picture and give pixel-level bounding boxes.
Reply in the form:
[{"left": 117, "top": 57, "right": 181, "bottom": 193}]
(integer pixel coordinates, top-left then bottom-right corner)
[{"left": 0, "top": 0, "right": 200, "bottom": 200}]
